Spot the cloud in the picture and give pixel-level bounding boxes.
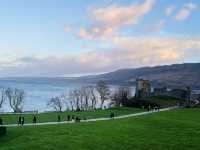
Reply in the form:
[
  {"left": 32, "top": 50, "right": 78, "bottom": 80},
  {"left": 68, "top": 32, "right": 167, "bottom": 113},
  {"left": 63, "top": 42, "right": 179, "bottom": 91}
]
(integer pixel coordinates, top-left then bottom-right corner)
[
  {"left": 1, "top": 36, "right": 200, "bottom": 77},
  {"left": 145, "top": 19, "right": 166, "bottom": 32},
  {"left": 165, "top": 5, "right": 176, "bottom": 16},
  {"left": 174, "top": 3, "right": 197, "bottom": 21},
  {"left": 77, "top": 0, "right": 155, "bottom": 39},
  {"left": 92, "top": 0, "right": 155, "bottom": 28},
  {"left": 64, "top": 24, "right": 72, "bottom": 32}
]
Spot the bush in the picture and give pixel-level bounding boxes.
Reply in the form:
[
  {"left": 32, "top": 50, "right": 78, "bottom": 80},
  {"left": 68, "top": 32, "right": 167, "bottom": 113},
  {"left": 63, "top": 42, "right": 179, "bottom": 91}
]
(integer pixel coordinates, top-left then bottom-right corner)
[
  {"left": 123, "top": 97, "right": 158, "bottom": 108},
  {"left": 0, "top": 126, "right": 7, "bottom": 136}
]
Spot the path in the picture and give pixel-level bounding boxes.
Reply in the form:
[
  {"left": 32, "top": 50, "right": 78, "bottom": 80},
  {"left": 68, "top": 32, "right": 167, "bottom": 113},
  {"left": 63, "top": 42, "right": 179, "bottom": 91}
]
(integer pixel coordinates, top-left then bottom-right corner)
[{"left": 1, "top": 106, "right": 179, "bottom": 127}]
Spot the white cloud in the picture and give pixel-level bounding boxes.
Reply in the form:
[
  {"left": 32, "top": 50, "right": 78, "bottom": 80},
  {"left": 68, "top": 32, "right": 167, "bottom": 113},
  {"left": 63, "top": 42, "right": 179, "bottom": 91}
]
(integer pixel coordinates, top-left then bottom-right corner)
[
  {"left": 77, "top": 0, "right": 155, "bottom": 39},
  {"left": 92, "top": 0, "right": 155, "bottom": 28},
  {"left": 1, "top": 36, "right": 200, "bottom": 77},
  {"left": 165, "top": 5, "right": 176, "bottom": 16},
  {"left": 174, "top": 3, "right": 197, "bottom": 21},
  {"left": 145, "top": 19, "right": 166, "bottom": 32},
  {"left": 64, "top": 24, "right": 72, "bottom": 32}
]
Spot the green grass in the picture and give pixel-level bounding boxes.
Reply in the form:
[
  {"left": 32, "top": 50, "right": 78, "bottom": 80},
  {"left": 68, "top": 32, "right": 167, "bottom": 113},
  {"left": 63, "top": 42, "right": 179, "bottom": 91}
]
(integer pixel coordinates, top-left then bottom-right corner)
[
  {"left": 0, "top": 108, "right": 200, "bottom": 150},
  {"left": 0, "top": 107, "right": 142, "bottom": 125}
]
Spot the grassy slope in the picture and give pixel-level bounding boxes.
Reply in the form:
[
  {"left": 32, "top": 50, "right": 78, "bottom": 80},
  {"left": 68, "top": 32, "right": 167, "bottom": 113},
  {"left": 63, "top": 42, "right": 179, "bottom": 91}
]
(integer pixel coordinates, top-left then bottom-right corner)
[
  {"left": 0, "top": 107, "right": 142, "bottom": 125},
  {"left": 0, "top": 108, "right": 200, "bottom": 150}
]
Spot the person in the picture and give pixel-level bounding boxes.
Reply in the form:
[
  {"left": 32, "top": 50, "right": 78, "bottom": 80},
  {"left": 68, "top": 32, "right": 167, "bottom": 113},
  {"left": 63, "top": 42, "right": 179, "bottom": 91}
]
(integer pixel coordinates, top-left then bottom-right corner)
[
  {"left": 33, "top": 116, "right": 37, "bottom": 124},
  {"left": 0, "top": 117, "right": 3, "bottom": 125},
  {"left": 154, "top": 106, "right": 158, "bottom": 111},
  {"left": 58, "top": 115, "right": 61, "bottom": 122},
  {"left": 18, "top": 116, "right": 22, "bottom": 125},
  {"left": 67, "top": 115, "right": 70, "bottom": 121},
  {"left": 71, "top": 115, "right": 75, "bottom": 121},
  {"left": 157, "top": 106, "right": 160, "bottom": 112},
  {"left": 147, "top": 105, "right": 151, "bottom": 112},
  {"left": 110, "top": 112, "right": 114, "bottom": 119},
  {"left": 21, "top": 117, "right": 25, "bottom": 126},
  {"left": 75, "top": 116, "right": 80, "bottom": 123}
]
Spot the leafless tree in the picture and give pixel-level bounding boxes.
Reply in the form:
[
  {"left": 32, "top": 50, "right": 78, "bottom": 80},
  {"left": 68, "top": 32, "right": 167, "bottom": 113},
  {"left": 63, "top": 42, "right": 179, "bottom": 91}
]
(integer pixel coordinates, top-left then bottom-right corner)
[
  {"left": 96, "top": 81, "right": 110, "bottom": 109},
  {"left": 81, "top": 86, "right": 91, "bottom": 110},
  {"left": 5, "top": 88, "right": 25, "bottom": 112},
  {"left": 69, "top": 89, "right": 81, "bottom": 111},
  {"left": 111, "top": 86, "right": 132, "bottom": 107},
  {"left": 88, "top": 86, "right": 97, "bottom": 109},
  {"left": 47, "top": 96, "right": 64, "bottom": 112},
  {"left": 0, "top": 88, "right": 6, "bottom": 109}
]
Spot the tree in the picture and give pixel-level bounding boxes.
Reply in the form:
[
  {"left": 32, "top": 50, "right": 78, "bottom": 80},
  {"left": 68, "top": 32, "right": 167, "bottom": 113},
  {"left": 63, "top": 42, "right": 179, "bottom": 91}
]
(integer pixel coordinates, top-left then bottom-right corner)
[
  {"left": 88, "top": 86, "right": 98, "bottom": 109},
  {"left": 47, "top": 96, "right": 64, "bottom": 112},
  {"left": 0, "top": 88, "right": 6, "bottom": 109},
  {"left": 111, "top": 86, "right": 131, "bottom": 107},
  {"left": 5, "top": 88, "right": 25, "bottom": 113},
  {"left": 96, "top": 81, "right": 110, "bottom": 109},
  {"left": 69, "top": 89, "right": 81, "bottom": 111},
  {"left": 81, "top": 86, "right": 91, "bottom": 110}
]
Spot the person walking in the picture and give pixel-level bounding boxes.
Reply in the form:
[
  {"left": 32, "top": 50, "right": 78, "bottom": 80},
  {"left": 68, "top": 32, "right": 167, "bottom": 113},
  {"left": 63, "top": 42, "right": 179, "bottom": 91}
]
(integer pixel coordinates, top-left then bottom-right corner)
[
  {"left": 21, "top": 117, "right": 25, "bottom": 126},
  {"left": 18, "top": 116, "right": 22, "bottom": 125},
  {"left": 67, "top": 115, "right": 70, "bottom": 121},
  {"left": 58, "top": 115, "right": 61, "bottom": 122},
  {"left": 0, "top": 117, "right": 3, "bottom": 125},
  {"left": 110, "top": 112, "right": 114, "bottom": 119},
  {"left": 33, "top": 116, "right": 37, "bottom": 124}
]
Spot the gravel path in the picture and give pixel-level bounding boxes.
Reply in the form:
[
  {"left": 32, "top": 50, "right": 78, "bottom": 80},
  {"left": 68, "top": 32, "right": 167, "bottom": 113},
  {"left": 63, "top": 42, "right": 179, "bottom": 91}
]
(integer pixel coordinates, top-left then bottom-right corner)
[{"left": 1, "top": 106, "right": 179, "bottom": 127}]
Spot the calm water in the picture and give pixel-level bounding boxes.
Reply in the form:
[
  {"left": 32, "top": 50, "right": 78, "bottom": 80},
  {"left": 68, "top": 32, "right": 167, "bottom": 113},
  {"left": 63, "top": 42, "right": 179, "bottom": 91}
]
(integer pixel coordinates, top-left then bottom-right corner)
[{"left": 0, "top": 78, "right": 135, "bottom": 112}]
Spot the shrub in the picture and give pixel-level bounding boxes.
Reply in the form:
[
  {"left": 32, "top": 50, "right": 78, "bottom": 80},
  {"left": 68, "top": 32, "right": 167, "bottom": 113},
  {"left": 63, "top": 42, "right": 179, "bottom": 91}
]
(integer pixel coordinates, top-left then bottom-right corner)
[{"left": 123, "top": 97, "right": 158, "bottom": 108}]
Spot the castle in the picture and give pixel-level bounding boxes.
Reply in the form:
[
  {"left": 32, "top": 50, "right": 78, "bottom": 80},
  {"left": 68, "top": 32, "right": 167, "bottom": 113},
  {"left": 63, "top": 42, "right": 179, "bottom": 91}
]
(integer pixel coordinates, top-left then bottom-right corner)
[
  {"left": 135, "top": 78, "right": 151, "bottom": 98},
  {"left": 135, "top": 78, "right": 192, "bottom": 105}
]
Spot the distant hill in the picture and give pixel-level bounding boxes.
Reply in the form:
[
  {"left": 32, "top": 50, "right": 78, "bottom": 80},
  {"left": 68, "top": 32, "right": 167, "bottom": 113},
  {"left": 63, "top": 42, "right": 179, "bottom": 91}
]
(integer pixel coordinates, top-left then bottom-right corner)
[{"left": 75, "top": 63, "right": 200, "bottom": 89}]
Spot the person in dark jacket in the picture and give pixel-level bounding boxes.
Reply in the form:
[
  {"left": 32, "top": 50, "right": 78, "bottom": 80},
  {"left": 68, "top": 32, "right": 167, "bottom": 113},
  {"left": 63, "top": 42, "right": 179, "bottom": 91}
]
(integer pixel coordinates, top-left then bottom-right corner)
[
  {"left": 58, "top": 115, "right": 61, "bottom": 122},
  {"left": 18, "top": 116, "right": 22, "bottom": 125},
  {"left": 67, "top": 115, "right": 70, "bottom": 121},
  {"left": 110, "top": 112, "right": 114, "bottom": 119},
  {"left": 0, "top": 117, "right": 3, "bottom": 125},
  {"left": 21, "top": 117, "right": 25, "bottom": 126},
  {"left": 33, "top": 116, "right": 37, "bottom": 124}
]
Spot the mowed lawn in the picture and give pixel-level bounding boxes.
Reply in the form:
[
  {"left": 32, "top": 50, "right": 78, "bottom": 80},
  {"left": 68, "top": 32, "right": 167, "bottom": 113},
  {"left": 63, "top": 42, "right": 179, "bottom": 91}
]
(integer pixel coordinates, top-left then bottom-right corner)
[
  {"left": 0, "top": 108, "right": 200, "bottom": 150},
  {"left": 0, "top": 107, "right": 142, "bottom": 125}
]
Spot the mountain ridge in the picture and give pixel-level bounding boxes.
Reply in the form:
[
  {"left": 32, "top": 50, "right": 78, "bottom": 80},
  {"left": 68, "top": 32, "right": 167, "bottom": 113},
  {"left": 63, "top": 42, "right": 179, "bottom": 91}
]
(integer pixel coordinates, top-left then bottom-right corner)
[{"left": 76, "top": 63, "right": 200, "bottom": 89}]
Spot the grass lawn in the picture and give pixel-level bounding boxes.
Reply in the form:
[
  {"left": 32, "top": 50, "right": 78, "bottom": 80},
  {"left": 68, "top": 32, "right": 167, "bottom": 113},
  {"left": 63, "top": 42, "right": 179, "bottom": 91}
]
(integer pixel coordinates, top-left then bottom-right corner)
[
  {"left": 0, "top": 107, "right": 142, "bottom": 125},
  {"left": 0, "top": 108, "right": 200, "bottom": 150}
]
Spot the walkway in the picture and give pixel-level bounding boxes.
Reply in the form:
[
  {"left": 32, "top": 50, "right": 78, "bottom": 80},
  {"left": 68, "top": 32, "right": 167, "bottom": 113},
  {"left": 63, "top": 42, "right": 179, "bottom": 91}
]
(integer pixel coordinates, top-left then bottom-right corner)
[{"left": 2, "top": 106, "right": 179, "bottom": 127}]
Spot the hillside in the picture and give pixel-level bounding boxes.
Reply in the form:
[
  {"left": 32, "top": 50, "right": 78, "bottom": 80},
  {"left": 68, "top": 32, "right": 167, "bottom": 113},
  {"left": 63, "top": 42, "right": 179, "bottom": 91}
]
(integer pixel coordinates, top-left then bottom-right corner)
[{"left": 75, "top": 63, "right": 200, "bottom": 88}]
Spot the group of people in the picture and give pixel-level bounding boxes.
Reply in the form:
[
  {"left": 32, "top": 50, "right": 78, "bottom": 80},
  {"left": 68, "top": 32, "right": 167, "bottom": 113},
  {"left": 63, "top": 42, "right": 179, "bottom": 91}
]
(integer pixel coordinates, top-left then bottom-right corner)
[
  {"left": 147, "top": 105, "right": 160, "bottom": 112},
  {"left": 18, "top": 116, "right": 25, "bottom": 126},
  {"left": 17, "top": 115, "right": 37, "bottom": 126},
  {"left": 1, "top": 112, "right": 115, "bottom": 125},
  {"left": 59, "top": 115, "right": 82, "bottom": 122}
]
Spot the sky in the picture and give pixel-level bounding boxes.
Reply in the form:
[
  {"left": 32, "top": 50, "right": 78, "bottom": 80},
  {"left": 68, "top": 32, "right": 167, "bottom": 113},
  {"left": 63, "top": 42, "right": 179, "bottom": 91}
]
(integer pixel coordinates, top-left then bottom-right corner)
[{"left": 0, "top": 0, "right": 199, "bottom": 77}]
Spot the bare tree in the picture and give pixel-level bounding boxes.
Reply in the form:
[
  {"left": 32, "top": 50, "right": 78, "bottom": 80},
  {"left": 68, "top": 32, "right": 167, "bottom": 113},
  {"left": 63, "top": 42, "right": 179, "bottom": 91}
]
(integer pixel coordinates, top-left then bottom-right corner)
[
  {"left": 47, "top": 96, "right": 64, "bottom": 112},
  {"left": 96, "top": 81, "right": 110, "bottom": 109},
  {"left": 111, "top": 86, "right": 132, "bottom": 107},
  {"left": 69, "top": 89, "right": 81, "bottom": 111},
  {"left": 0, "top": 88, "right": 6, "bottom": 109},
  {"left": 88, "top": 86, "right": 97, "bottom": 109},
  {"left": 81, "top": 86, "right": 91, "bottom": 110},
  {"left": 5, "top": 88, "right": 25, "bottom": 112}
]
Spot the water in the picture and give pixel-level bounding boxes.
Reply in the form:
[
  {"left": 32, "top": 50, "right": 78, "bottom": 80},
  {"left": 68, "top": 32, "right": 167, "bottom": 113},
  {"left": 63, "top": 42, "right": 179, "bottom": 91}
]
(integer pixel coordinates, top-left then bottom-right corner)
[{"left": 0, "top": 78, "right": 135, "bottom": 112}]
